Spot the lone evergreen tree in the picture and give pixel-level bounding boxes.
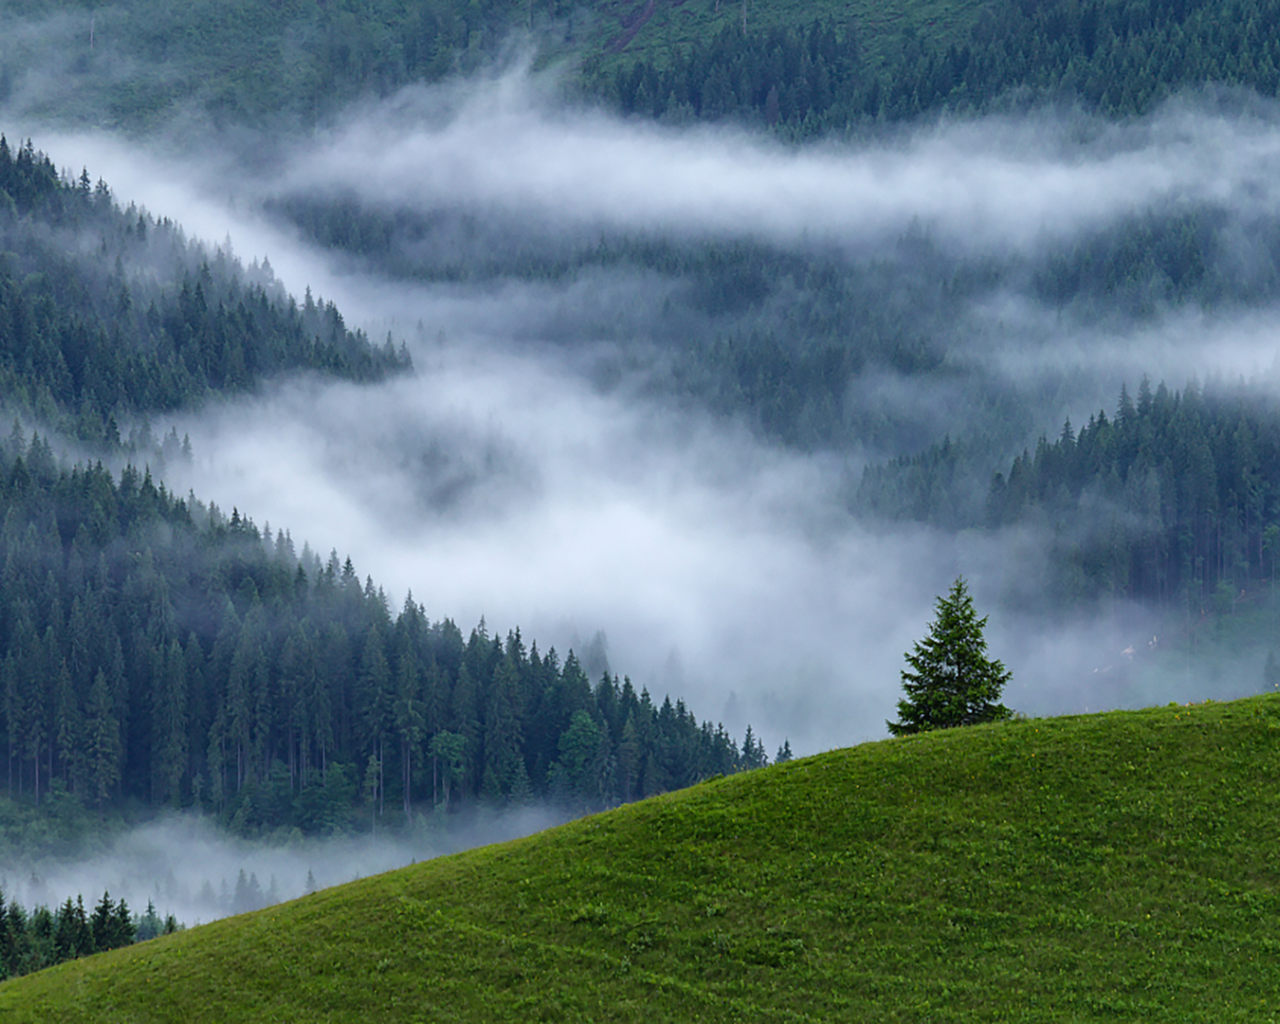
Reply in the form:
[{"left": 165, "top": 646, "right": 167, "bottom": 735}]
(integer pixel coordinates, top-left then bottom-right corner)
[{"left": 888, "top": 577, "right": 1012, "bottom": 736}]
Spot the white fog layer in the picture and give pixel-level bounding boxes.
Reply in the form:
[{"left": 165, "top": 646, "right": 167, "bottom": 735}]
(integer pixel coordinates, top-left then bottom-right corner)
[
  {"left": 0, "top": 809, "right": 570, "bottom": 924},
  {"left": 277, "top": 77, "right": 1280, "bottom": 253}
]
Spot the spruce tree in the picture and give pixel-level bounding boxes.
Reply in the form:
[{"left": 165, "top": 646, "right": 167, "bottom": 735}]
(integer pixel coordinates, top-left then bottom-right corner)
[{"left": 888, "top": 578, "right": 1012, "bottom": 736}]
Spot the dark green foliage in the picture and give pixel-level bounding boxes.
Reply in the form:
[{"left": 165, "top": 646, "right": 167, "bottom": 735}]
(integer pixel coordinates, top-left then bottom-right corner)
[
  {"left": 0, "top": 427, "right": 764, "bottom": 832},
  {"left": 133, "top": 900, "right": 176, "bottom": 943},
  {"left": 9, "top": 0, "right": 1280, "bottom": 139},
  {"left": 0, "top": 887, "right": 139, "bottom": 981},
  {"left": 888, "top": 577, "right": 1012, "bottom": 736},
  {"left": 867, "top": 378, "right": 1280, "bottom": 608},
  {"left": 0, "top": 0, "right": 548, "bottom": 131},
  {"left": 990, "top": 378, "right": 1280, "bottom": 606},
  {"left": 593, "top": 20, "right": 863, "bottom": 131},
  {"left": 0, "top": 136, "right": 409, "bottom": 446},
  {"left": 594, "top": 0, "right": 1280, "bottom": 131}
]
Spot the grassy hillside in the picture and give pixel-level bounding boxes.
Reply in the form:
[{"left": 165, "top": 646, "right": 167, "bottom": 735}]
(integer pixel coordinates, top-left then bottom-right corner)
[{"left": 2, "top": 696, "right": 1279, "bottom": 1020}]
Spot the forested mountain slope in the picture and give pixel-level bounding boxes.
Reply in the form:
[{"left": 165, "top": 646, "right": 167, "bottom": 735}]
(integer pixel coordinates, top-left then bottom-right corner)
[
  {"left": 2, "top": 697, "right": 1278, "bottom": 1020},
  {"left": 11, "top": 0, "right": 1280, "bottom": 466},
  {"left": 0, "top": 416, "right": 765, "bottom": 842},
  {"left": 8, "top": 0, "right": 1280, "bottom": 133},
  {"left": 859, "top": 378, "right": 1280, "bottom": 608},
  {"left": 590, "top": 0, "right": 1280, "bottom": 131},
  {"left": 0, "top": 136, "right": 769, "bottom": 848},
  {"left": 0, "top": 0, "right": 542, "bottom": 130},
  {"left": 0, "top": 135, "right": 408, "bottom": 446}
]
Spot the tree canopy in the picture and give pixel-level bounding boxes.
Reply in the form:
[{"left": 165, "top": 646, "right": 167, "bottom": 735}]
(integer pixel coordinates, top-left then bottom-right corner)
[{"left": 888, "top": 578, "right": 1012, "bottom": 736}]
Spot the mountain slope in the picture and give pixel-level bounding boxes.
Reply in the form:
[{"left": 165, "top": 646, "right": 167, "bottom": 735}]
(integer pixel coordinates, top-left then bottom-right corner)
[
  {"left": 9, "top": 0, "right": 1280, "bottom": 136},
  {"left": 0, "top": 135, "right": 409, "bottom": 445},
  {"left": 2, "top": 695, "right": 1278, "bottom": 1020},
  {"left": 582, "top": 0, "right": 991, "bottom": 74}
]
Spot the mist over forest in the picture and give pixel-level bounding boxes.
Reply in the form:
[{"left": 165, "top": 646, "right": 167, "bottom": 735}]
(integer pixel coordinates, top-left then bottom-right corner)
[{"left": 3, "top": 0, "right": 1280, "bottom": 951}]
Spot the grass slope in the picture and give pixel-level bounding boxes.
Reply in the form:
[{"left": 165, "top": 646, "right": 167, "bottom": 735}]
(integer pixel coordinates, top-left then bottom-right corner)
[{"left": 3, "top": 697, "right": 1280, "bottom": 1021}]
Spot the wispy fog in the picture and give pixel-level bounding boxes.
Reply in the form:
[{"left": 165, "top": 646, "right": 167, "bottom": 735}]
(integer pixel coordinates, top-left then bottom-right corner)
[
  {"left": 0, "top": 807, "right": 569, "bottom": 924},
  {"left": 252, "top": 73, "right": 1280, "bottom": 255},
  {"left": 5, "top": 71, "right": 1280, "bottom": 766},
  {"left": 154, "top": 353, "right": 927, "bottom": 751}
]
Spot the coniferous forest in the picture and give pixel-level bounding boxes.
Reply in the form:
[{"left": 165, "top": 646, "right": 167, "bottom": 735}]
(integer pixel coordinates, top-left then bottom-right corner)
[
  {"left": 4, "top": 0, "right": 1280, "bottom": 839},
  {"left": 0, "top": 889, "right": 176, "bottom": 982},
  {"left": 859, "top": 378, "right": 1280, "bottom": 609},
  {"left": 0, "top": 426, "right": 768, "bottom": 829},
  {"left": 0, "top": 136, "right": 408, "bottom": 440},
  {"left": 592, "top": 0, "right": 1280, "bottom": 131},
  {"left": 9, "top": 0, "right": 1280, "bottom": 134}
]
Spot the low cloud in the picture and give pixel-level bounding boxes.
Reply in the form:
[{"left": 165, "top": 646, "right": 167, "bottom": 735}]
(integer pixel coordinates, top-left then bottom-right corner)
[
  {"left": 2, "top": 807, "right": 569, "bottom": 925},
  {"left": 269, "top": 74, "right": 1280, "bottom": 254}
]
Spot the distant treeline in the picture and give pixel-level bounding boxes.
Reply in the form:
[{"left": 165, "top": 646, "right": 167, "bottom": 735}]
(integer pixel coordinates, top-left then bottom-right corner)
[
  {"left": 0, "top": 0, "right": 559, "bottom": 128},
  {"left": 593, "top": 0, "right": 1280, "bottom": 132},
  {"left": 860, "top": 378, "right": 1280, "bottom": 607},
  {"left": 12, "top": 0, "right": 1280, "bottom": 135},
  {"left": 265, "top": 199, "right": 963, "bottom": 449},
  {"left": 0, "top": 428, "right": 780, "bottom": 835},
  {"left": 0, "top": 135, "right": 409, "bottom": 445},
  {"left": 0, "top": 888, "right": 177, "bottom": 982}
]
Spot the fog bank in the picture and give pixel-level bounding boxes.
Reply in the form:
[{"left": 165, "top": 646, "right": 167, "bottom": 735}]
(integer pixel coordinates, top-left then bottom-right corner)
[
  {"left": 267, "top": 74, "right": 1280, "bottom": 254},
  {"left": 1, "top": 807, "right": 568, "bottom": 925}
]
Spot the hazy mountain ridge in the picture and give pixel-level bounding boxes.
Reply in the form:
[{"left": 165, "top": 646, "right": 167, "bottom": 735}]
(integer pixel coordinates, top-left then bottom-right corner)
[
  {"left": 5, "top": 0, "right": 1280, "bottom": 139},
  {"left": 0, "top": 134, "right": 409, "bottom": 446},
  {"left": 858, "top": 377, "right": 1280, "bottom": 608}
]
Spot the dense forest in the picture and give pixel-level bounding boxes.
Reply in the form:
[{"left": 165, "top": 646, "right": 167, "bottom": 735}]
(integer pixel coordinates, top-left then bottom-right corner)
[
  {"left": 0, "top": 134, "right": 409, "bottom": 446},
  {"left": 593, "top": 0, "right": 1280, "bottom": 131},
  {"left": 859, "top": 378, "right": 1280, "bottom": 610},
  {"left": 9, "top": 0, "right": 1280, "bottom": 134},
  {"left": 0, "top": 889, "right": 176, "bottom": 982},
  {"left": 3, "top": 0, "right": 1280, "bottom": 912},
  {"left": 10, "top": 0, "right": 1280, "bottom": 460},
  {"left": 0, "top": 138, "right": 777, "bottom": 845},
  {"left": 0, "top": 0, "right": 566, "bottom": 129},
  {"left": 0, "top": 427, "right": 777, "bottom": 833}
]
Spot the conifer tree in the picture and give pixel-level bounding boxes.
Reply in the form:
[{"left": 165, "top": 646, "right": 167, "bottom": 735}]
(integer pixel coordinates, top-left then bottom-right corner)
[
  {"left": 888, "top": 578, "right": 1012, "bottom": 736},
  {"left": 84, "top": 670, "right": 121, "bottom": 805}
]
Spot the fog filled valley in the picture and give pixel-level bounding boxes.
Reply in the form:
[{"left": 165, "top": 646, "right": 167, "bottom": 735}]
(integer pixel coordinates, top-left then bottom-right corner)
[{"left": 4, "top": 0, "right": 1280, "bottom": 981}]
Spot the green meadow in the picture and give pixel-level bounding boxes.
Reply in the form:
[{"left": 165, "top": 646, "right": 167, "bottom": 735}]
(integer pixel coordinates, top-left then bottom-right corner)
[{"left": 3, "top": 696, "right": 1279, "bottom": 1021}]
